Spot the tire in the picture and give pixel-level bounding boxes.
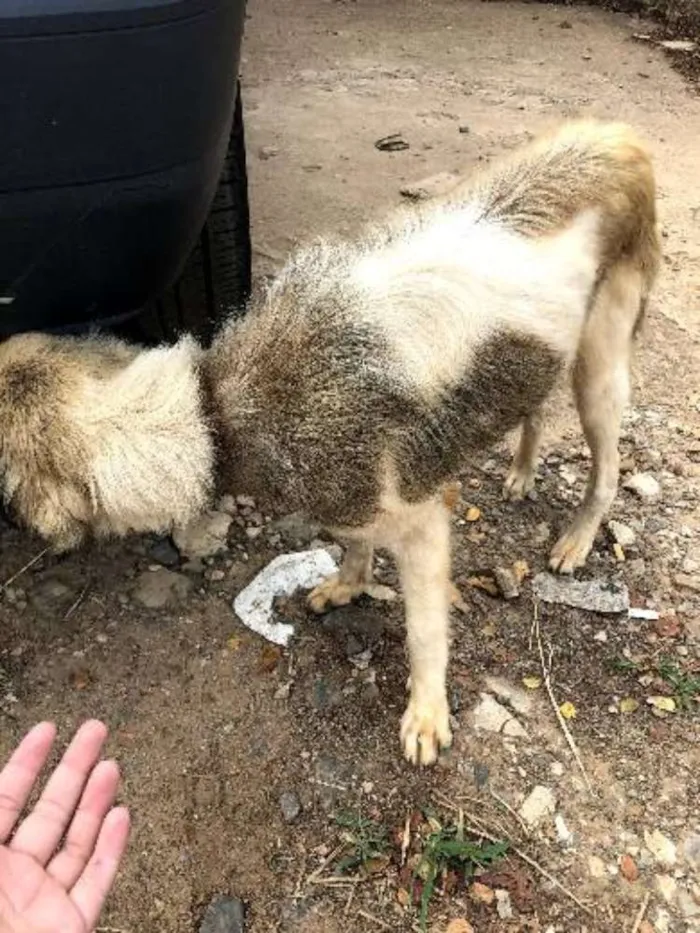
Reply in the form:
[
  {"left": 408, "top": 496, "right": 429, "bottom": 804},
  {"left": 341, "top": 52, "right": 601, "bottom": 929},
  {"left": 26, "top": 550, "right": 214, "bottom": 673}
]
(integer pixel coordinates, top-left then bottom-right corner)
[{"left": 124, "top": 84, "right": 251, "bottom": 347}]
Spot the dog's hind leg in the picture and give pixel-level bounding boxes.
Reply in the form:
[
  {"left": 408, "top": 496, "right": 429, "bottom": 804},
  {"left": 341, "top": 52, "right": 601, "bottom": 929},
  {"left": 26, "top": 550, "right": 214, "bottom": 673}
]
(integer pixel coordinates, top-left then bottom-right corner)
[
  {"left": 550, "top": 265, "right": 641, "bottom": 573},
  {"left": 307, "top": 538, "right": 396, "bottom": 613},
  {"left": 503, "top": 409, "right": 544, "bottom": 501}
]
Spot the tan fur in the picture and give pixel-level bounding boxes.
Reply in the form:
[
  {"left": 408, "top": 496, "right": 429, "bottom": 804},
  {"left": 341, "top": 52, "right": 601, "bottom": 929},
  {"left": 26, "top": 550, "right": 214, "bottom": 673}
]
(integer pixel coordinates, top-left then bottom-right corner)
[{"left": 0, "top": 333, "right": 213, "bottom": 551}]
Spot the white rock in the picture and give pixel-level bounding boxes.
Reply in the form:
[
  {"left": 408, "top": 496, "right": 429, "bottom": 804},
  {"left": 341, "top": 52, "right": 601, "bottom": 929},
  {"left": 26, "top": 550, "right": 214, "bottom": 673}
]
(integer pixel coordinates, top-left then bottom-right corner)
[
  {"left": 471, "top": 694, "right": 528, "bottom": 738},
  {"left": 519, "top": 785, "right": 556, "bottom": 829},
  {"left": 660, "top": 38, "right": 696, "bottom": 51},
  {"left": 533, "top": 573, "right": 629, "bottom": 613},
  {"left": 645, "top": 829, "right": 678, "bottom": 867},
  {"left": 654, "top": 908, "right": 671, "bottom": 933},
  {"left": 656, "top": 874, "right": 678, "bottom": 903},
  {"left": 624, "top": 472, "right": 661, "bottom": 500},
  {"left": 174, "top": 510, "right": 232, "bottom": 558},
  {"left": 555, "top": 813, "right": 574, "bottom": 847},
  {"left": 495, "top": 888, "right": 513, "bottom": 920},
  {"left": 483, "top": 675, "right": 533, "bottom": 716},
  {"left": 233, "top": 549, "right": 338, "bottom": 646},
  {"left": 217, "top": 494, "right": 237, "bottom": 515},
  {"left": 550, "top": 761, "right": 565, "bottom": 778},
  {"left": 588, "top": 855, "right": 606, "bottom": 878},
  {"left": 608, "top": 520, "right": 637, "bottom": 547}
]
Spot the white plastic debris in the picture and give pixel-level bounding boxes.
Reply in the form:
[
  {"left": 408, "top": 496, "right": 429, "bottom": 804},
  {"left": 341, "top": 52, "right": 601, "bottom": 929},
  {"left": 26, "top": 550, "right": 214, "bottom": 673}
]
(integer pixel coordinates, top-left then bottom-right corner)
[
  {"left": 628, "top": 606, "right": 660, "bottom": 621},
  {"left": 233, "top": 549, "right": 338, "bottom": 646}
]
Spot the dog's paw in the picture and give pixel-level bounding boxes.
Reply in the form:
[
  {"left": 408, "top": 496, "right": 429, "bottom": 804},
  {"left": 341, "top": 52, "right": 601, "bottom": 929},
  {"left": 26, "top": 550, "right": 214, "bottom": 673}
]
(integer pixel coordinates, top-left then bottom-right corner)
[
  {"left": 503, "top": 464, "right": 536, "bottom": 501},
  {"left": 549, "top": 527, "right": 593, "bottom": 574},
  {"left": 400, "top": 694, "right": 452, "bottom": 766},
  {"left": 307, "top": 575, "right": 396, "bottom": 614}
]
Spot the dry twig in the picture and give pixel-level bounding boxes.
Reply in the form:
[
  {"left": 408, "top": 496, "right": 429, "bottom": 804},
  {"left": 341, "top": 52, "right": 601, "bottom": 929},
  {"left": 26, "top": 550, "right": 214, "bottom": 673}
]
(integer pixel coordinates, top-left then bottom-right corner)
[
  {"left": 357, "top": 909, "right": 391, "bottom": 929},
  {"left": 630, "top": 892, "right": 651, "bottom": 933},
  {"left": 1, "top": 547, "right": 49, "bottom": 591},
  {"left": 533, "top": 600, "right": 593, "bottom": 793}
]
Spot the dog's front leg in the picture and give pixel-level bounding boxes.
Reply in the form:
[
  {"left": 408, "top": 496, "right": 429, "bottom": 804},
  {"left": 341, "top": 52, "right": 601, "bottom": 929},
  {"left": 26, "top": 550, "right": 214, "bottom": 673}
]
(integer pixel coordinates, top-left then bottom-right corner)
[
  {"left": 307, "top": 538, "right": 396, "bottom": 613},
  {"left": 388, "top": 495, "right": 453, "bottom": 766}
]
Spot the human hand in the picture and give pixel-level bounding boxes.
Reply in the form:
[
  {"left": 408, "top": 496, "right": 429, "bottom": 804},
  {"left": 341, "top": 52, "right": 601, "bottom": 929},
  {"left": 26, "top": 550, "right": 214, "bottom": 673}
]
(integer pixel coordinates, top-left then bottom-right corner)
[{"left": 0, "top": 720, "right": 130, "bottom": 933}]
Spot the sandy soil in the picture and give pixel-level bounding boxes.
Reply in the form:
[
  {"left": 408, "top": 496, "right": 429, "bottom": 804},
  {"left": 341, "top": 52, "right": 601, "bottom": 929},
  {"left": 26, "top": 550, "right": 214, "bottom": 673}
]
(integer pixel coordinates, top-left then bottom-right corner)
[{"left": 1, "top": 1, "right": 699, "bottom": 932}]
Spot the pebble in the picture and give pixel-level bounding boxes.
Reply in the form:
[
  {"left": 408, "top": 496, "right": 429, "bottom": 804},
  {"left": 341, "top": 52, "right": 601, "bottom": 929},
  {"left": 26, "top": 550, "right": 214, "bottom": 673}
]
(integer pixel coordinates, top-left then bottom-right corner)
[
  {"left": 279, "top": 791, "right": 302, "bottom": 823},
  {"left": 148, "top": 537, "right": 180, "bottom": 567},
  {"left": 555, "top": 813, "right": 574, "bottom": 847},
  {"left": 493, "top": 565, "right": 520, "bottom": 600},
  {"left": 209, "top": 569, "right": 226, "bottom": 583},
  {"left": 608, "top": 520, "right": 637, "bottom": 547},
  {"left": 199, "top": 895, "right": 245, "bottom": 933},
  {"left": 645, "top": 829, "right": 677, "bottom": 867},
  {"left": 483, "top": 676, "right": 533, "bottom": 717},
  {"left": 217, "top": 495, "right": 238, "bottom": 515},
  {"left": 495, "top": 889, "right": 513, "bottom": 920},
  {"left": 471, "top": 693, "right": 527, "bottom": 737},
  {"left": 519, "top": 785, "right": 556, "bottom": 829},
  {"left": 173, "top": 510, "right": 232, "bottom": 559},
  {"left": 588, "top": 855, "right": 607, "bottom": 878},
  {"left": 132, "top": 569, "right": 192, "bottom": 610},
  {"left": 624, "top": 472, "right": 661, "bottom": 500}
]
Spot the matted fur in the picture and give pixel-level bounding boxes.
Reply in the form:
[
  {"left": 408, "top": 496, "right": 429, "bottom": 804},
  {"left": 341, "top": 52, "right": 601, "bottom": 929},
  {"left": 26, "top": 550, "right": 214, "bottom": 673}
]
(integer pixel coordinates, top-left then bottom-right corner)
[
  {"left": 207, "top": 119, "right": 660, "bottom": 764},
  {"left": 0, "top": 333, "right": 214, "bottom": 551}
]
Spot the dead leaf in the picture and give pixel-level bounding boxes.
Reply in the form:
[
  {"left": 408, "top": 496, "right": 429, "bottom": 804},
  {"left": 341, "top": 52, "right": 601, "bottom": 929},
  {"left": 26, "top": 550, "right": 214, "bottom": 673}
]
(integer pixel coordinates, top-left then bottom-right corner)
[
  {"left": 467, "top": 574, "right": 499, "bottom": 597},
  {"left": 619, "top": 697, "right": 640, "bottom": 714},
  {"left": 469, "top": 881, "right": 495, "bottom": 905},
  {"left": 258, "top": 644, "right": 282, "bottom": 673},
  {"left": 647, "top": 695, "right": 677, "bottom": 713},
  {"left": 559, "top": 701, "right": 577, "bottom": 720},
  {"left": 69, "top": 668, "right": 93, "bottom": 691},
  {"left": 522, "top": 675, "right": 542, "bottom": 690},
  {"left": 363, "top": 855, "right": 390, "bottom": 875},
  {"left": 654, "top": 615, "right": 682, "bottom": 638},
  {"left": 466, "top": 506, "right": 482, "bottom": 522},
  {"left": 446, "top": 920, "right": 475, "bottom": 933},
  {"left": 620, "top": 853, "right": 639, "bottom": 882}
]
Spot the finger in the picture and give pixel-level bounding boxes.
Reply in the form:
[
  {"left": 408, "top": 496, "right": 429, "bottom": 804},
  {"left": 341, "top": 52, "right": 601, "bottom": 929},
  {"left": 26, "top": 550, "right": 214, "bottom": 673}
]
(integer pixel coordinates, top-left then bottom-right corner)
[
  {"left": 47, "top": 759, "right": 121, "bottom": 890},
  {"left": 70, "top": 806, "right": 131, "bottom": 930},
  {"left": 10, "top": 720, "right": 108, "bottom": 864},
  {"left": 0, "top": 722, "right": 56, "bottom": 843}
]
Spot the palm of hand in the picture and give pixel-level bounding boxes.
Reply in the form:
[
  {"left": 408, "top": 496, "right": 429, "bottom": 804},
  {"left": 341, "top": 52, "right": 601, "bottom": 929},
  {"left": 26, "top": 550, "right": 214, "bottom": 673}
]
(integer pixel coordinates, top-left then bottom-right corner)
[{"left": 0, "top": 846, "right": 87, "bottom": 933}]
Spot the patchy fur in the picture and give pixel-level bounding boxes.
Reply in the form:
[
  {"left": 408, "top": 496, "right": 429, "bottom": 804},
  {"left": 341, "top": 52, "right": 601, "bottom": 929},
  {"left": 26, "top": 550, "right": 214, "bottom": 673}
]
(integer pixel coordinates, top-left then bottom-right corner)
[
  {"left": 0, "top": 333, "right": 213, "bottom": 551},
  {"left": 208, "top": 120, "right": 660, "bottom": 764}
]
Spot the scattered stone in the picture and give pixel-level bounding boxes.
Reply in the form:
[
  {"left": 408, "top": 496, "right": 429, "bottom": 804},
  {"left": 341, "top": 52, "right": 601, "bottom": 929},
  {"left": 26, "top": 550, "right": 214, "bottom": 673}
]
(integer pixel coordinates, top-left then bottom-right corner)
[
  {"left": 608, "top": 520, "right": 637, "bottom": 547},
  {"left": 644, "top": 829, "right": 677, "bottom": 867},
  {"left": 472, "top": 693, "right": 527, "bottom": 737},
  {"left": 620, "top": 853, "right": 640, "bottom": 882},
  {"left": 495, "top": 888, "right": 513, "bottom": 920},
  {"left": 656, "top": 874, "right": 677, "bottom": 903},
  {"left": 174, "top": 510, "right": 232, "bottom": 559},
  {"left": 217, "top": 495, "right": 237, "bottom": 515},
  {"left": 375, "top": 132, "right": 409, "bottom": 151},
  {"left": 555, "top": 814, "right": 574, "bottom": 847},
  {"left": 209, "top": 569, "right": 226, "bottom": 583},
  {"left": 148, "top": 537, "right": 180, "bottom": 567},
  {"left": 279, "top": 791, "right": 302, "bottom": 823},
  {"left": 624, "top": 472, "right": 661, "bottom": 500},
  {"left": 132, "top": 569, "right": 192, "bottom": 610},
  {"left": 400, "top": 171, "right": 460, "bottom": 200},
  {"left": 493, "top": 566, "right": 520, "bottom": 600},
  {"left": 588, "top": 855, "right": 606, "bottom": 878},
  {"left": 532, "top": 573, "right": 629, "bottom": 614},
  {"left": 519, "top": 785, "right": 556, "bottom": 829},
  {"left": 674, "top": 573, "right": 700, "bottom": 594},
  {"left": 470, "top": 881, "right": 495, "bottom": 905},
  {"left": 660, "top": 38, "right": 696, "bottom": 51},
  {"left": 654, "top": 908, "right": 671, "bottom": 933},
  {"left": 199, "top": 895, "right": 245, "bottom": 933},
  {"left": 483, "top": 676, "right": 533, "bottom": 717}
]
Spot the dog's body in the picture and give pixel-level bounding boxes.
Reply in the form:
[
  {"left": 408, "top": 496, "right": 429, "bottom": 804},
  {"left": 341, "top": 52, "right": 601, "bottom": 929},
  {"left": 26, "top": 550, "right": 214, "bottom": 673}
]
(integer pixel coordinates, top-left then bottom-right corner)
[{"left": 0, "top": 121, "right": 659, "bottom": 764}]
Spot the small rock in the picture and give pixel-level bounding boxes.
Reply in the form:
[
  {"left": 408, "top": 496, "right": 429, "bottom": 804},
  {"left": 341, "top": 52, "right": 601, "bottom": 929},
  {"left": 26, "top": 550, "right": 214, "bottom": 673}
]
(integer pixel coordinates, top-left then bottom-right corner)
[
  {"left": 209, "top": 569, "right": 226, "bottom": 583},
  {"left": 218, "top": 495, "right": 238, "bottom": 515},
  {"left": 236, "top": 494, "right": 256, "bottom": 509},
  {"left": 483, "top": 676, "right": 533, "bottom": 716},
  {"left": 495, "top": 888, "right": 513, "bottom": 920},
  {"left": 148, "top": 537, "right": 180, "bottom": 567},
  {"left": 608, "top": 521, "right": 636, "bottom": 547},
  {"left": 472, "top": 693, "right": 527, "bottom": 737},
  {"left": 279, "top": 791, "right": 302, "bottom": 823},
  {"left": 199, "top": 895, "right": 245, "bottom": 933},
  {"left": 493, "top": 566, "right": 520, "bottom": 600},
  {"left": 132, "top": 569, "right": 192, "bottom": 610},
  {"left": 654, "top": 908, "right": 671, "bottom": 933},
  {"left": 674, "top": 573, "right": 700, "bottom": 594},
  {"left": 644, "top": 829, "right": 677, "bottom": 867},
  {"left": 555, "top": 813, "right": 574, "bottom": 847},
  {"left": 532, "top": 573, "right": 629, "bottom": 613},
  {"left": 400, "top": 171, "right": 460, "bottom": 201},
  {"left": 660, "top": 38, "right": 696, "bottom": 51},
  {"left": 519, "top": 785, "right": 556, "bottom": 829},
  {"left": 656, "top": 874, "right": 677, "bottom": 903},
  {"left": 174, "top": 511, "right": 232, "bottom": 559},
  {"left": 624, "top": 473, "right": 661, "bottom": 500},
  {"left": 588, "top": 855, "right": 607, "bottom": 878},
  {"left": 470, "top": 881, "right": 495, "bottom": 905}
]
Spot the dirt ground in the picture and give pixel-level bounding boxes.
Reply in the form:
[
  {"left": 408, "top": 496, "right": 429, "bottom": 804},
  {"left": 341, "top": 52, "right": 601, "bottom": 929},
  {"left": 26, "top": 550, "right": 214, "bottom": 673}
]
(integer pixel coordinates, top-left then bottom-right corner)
[{"left": 2, "top": 1, "right": 700, "bottom": 931}]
